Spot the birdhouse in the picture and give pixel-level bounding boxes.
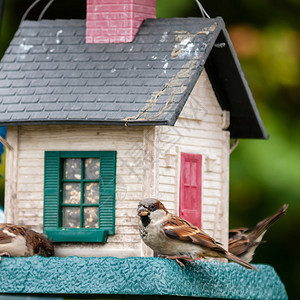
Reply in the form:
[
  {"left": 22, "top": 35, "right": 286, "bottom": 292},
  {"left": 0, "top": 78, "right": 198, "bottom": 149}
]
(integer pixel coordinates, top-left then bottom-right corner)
[{"left": 0, "top": 0, "right": 287, "bottom": 299}]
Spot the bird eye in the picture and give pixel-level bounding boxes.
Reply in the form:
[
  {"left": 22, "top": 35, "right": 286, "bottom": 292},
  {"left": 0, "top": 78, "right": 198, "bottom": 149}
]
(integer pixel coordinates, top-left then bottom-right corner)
[{"left": 149, "top": 204, "right": 156, "bottom": 211}]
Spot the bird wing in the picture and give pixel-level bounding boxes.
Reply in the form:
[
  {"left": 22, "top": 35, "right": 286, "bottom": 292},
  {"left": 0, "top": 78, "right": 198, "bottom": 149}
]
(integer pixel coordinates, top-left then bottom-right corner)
[
  {"left": 229, "top": 204, "right": 288, "bottom": 257},
  {"left": 248, "top": 204, "right": 288, "bottom": 241},
  {"left": 163, "top": 214, "right": 225, "bottom": 253},
  {"left": 0, "top": 224, "right": 26, "bottom": 244},
  {"left": 0, "top": 230, "right": 13, "bottom": 244},
  {"left": 229, "top": 227, "right": 249, "bottom": 239},
  {"left": 228, "top": 235, "right": 253, "bottom": 256}
]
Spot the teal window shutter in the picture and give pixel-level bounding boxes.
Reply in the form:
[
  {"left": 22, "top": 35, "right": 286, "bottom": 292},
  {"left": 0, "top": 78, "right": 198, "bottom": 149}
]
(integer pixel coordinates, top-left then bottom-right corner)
[
  {"left": 44, "top": 151, "right": 60, "bottom": 233},
  {"left": 99, "top": 151, "right": 116, "bottom": 235},
  {"left": 43, "top": 151, "right": 116, "bottom": 243}
]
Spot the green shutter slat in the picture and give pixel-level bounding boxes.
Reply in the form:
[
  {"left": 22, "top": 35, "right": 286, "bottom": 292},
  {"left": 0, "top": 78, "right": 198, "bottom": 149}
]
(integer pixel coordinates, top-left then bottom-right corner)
[
  {"left": 44, "top": 151, "right": 60, "bottom": 235},
  {"left": 44, "top": 150, "right": 116, "bottom": 242},
  {"left": 99, "top": 151, "right": 116, "bottom": 235}
]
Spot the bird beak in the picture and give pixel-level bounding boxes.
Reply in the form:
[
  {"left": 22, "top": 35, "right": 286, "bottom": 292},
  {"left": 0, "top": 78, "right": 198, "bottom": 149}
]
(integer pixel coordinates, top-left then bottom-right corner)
[{"left": 137, "top": 206, "right": 149, "bottom": 217}]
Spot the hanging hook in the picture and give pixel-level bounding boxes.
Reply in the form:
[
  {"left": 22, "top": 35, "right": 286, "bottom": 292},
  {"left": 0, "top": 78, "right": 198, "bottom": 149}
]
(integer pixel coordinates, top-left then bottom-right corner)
[
  {"left": 230, "top": 138, "right": 239, "bottom": 154},
  {"left": 38, "top": 0, "right": 55, "bottom": 21},
  {"left": 21, "top": 0, "right": 42, "bottom": 22},
  {"left": 195, "top": 0, "right": 210, "bottom": 18},
  {"left": 0, "top": 136, "right": 13, "bottom": 151}
]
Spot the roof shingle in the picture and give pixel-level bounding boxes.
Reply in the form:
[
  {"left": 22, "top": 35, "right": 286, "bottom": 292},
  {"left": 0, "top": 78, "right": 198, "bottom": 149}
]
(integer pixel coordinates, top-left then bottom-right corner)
[{"left": 0, "top": 17, "right": 268, "bottom": 138}]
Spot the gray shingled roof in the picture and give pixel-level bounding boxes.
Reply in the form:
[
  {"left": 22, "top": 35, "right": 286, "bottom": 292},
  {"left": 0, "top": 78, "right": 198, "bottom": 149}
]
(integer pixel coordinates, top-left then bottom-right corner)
[{"left": 0, "top": 17, "right": 268, "bottom": 139}]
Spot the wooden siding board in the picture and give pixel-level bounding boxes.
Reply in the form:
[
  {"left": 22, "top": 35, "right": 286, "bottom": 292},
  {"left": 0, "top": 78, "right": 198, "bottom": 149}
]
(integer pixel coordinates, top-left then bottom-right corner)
[
  {"left": 156, "top": 70, "right": 229, "bottom": 246},
  {"left": 6, "top": 70, "right": 229, "bottom": 257},
  {"left": 160, "top": 127, "right": 224, "bottom": 140},
  {"left": 4, "top": 126, "right": 19, "bottom": 223},
  {"left": 9, "top": 125, "right": 146, "bottom": 256}
]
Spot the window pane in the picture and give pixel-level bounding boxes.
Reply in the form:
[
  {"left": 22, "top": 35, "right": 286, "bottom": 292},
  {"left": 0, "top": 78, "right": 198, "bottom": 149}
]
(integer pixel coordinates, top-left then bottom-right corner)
[
  {"left": 63, "top": 207, "right": 80, "bottom": 228},
  {"left": 85, "top": 158, "right": 100, "bottom": 179},
  {"left": 84, "top": 207, "right": 99, "bottom": 228},
  {"left": 84, "top": 182, "right": 99, "bottom": 204},
  {"left": 63, "top": 183, "right": 81, "bottom": 204},
  {"left": 64, "top": 158, "right": 81, "bottom": 179}
]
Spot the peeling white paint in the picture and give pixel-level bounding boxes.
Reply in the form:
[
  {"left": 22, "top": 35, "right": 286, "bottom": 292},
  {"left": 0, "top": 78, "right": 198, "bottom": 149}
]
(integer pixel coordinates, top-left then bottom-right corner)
[
  {"left": 180, "top": 37, "right": 191, "bottom": 46},
  {"left": 162, "top": 56, "right": 168, "bottom": 73},
  {"left": 178, "top": 43, "right": 195, "bottom": 58},
  {"left": 56, "top": 30, "right": 63, "bottom": 44},
  {"left": 160, "top": 32, "right": 168, "bottom": 43},
  {"left": 161, "top": 55, "right": 168, "bottom": 63},
  {"left": 19, "top": 43, "right": 33, "bottom": 51}
]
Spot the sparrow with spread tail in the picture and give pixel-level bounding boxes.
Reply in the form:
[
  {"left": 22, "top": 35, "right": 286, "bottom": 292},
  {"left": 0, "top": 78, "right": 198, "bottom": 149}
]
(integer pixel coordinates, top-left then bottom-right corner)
[
  {"left": 229, "top": 204, "right": 288, "bottom": 263},
  {"left": 0, "top": 223, "right": 54, "bottom": 261},
  {"left": 137, "top": 198, "right": 257, "bottom": 270}
]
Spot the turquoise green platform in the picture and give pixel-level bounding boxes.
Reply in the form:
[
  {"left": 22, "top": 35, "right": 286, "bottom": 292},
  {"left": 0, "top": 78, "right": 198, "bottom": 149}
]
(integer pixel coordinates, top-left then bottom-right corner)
[{"left": 0, "top": 256, "right": 287, "bottom": 299}]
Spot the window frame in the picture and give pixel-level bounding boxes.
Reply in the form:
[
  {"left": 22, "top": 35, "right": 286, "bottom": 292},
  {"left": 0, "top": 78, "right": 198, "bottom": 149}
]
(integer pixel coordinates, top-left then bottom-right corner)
[{"left": 43, "top": 151, "right": 116, "bottom": 243}]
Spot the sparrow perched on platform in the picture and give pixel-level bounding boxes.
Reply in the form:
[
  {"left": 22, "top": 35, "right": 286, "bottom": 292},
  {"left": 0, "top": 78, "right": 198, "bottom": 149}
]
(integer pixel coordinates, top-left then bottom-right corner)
[
  {"left": 137, "top": 198, "right": 257, "bottom": 270},
  {"left": 0, "top": 223, "right": 54, "bottom": 260},
  {"left": 229, "top": 204, "right": 288, "bottom": 263}
]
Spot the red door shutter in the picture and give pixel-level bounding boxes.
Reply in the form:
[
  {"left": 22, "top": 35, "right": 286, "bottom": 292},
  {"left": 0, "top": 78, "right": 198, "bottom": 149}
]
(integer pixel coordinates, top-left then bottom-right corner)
[{"left": 179, "top": 153, "right": 202, "bottom": 228}]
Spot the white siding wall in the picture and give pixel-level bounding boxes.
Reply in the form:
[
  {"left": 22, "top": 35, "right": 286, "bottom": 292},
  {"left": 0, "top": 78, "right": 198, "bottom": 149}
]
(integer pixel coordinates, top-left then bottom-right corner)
[
  {"left": 5, "top": 125, "right": 147, "bottom": 257},
  {"left": 155, "top": 70, "right": 229, "bottom": 248},
  {"left": 4, "top": 70, "right": 229, "bottom": 258}
]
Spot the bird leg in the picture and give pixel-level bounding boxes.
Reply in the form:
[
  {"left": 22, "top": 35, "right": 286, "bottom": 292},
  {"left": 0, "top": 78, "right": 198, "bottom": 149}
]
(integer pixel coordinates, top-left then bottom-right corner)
[
  {"left": 162, "top": 255, "right": 192, "bottom": 268},
  {"left": 0, "top": 252, "right": 10, "bottom": 262},
  {"left": 174, "top": 259, "right": 186, "bottom": 268}
]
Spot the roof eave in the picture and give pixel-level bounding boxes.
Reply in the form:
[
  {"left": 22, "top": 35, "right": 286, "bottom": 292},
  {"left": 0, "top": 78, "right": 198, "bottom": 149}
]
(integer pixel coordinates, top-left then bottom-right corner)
[
  {"left": 0, "top": 119, "right": 170, "bottom": 127},
  {"left": 205, "top": 17, "right": 269, "bottom": 140}
]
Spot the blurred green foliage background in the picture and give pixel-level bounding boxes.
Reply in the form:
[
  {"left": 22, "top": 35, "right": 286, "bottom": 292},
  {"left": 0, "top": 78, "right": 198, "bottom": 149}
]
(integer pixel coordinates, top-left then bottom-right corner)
[{"left": 0, "top": 0, "right": 299, "bottom": 298}]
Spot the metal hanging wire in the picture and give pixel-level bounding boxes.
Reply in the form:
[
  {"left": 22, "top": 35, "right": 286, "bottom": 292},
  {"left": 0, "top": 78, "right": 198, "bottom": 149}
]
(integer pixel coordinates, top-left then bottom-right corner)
[
  {"left": 195, "top": 0, "right": 210, "bottom": 18},
  {"left": 21, "top": 0, "right": 42, "bottom": 22},
  {"left": 21, "top": 0, "right": 55, "bottom": 22},
  {"left": 38, "top": 0, "right": 55, "bottom": 20}
]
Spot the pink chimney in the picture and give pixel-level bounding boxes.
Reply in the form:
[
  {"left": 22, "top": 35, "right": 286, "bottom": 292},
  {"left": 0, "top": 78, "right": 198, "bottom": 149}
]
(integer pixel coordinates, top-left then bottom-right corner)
[{"left": 86, "top": 0, "right": 156, "bottom": 43}]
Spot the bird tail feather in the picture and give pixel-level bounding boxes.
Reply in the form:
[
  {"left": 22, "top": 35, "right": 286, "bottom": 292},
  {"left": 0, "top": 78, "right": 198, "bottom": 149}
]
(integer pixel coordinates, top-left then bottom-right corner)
[
  {"left": 248, "top": 204, "right": 288, "bottom": 241},
  {"left": 225, "top": 251, "right": 258, "bottom": 271}
]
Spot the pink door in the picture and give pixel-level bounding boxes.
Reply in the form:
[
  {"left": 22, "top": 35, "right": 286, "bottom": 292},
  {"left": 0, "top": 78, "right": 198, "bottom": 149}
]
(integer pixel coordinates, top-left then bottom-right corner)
[{"left": 179, "top": 153, "right": 202, "bottom": 228}]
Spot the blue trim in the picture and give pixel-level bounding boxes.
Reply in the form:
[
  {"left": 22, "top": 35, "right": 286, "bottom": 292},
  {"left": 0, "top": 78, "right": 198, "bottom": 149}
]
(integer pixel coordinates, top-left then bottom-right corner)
[
  {"left": 0, "top": 126, "right": 6, "bottom": 165},
  {"left": 0, "top": 206, "right": 4, "bottom": 222},
  {"left": 0, "top": 257, "right": 287, "bottom": 299}
]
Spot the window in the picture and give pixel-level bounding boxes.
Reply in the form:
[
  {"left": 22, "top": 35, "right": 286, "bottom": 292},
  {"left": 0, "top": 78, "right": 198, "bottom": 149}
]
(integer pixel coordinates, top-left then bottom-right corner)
[{"left": 44, "top": 151, "right": 116, "bottom": 243}]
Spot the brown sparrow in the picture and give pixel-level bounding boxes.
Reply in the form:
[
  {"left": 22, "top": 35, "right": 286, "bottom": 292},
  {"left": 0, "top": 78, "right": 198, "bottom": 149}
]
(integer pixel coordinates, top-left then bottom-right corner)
[
  {"left": 0, "top": 223, "right": 54, "bottom": 260},
  {"left": 229, "top": 204, "right": 288, "bottom": 263},
  {"left": 137, "top": 198, "right": 257, "bottom": 270}
]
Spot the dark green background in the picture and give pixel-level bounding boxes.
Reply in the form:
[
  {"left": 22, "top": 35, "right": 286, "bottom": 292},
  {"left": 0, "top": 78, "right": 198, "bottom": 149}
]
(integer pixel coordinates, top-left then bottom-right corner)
[{"left": 0, "top": 0, "right": 299, "bottom": 299}]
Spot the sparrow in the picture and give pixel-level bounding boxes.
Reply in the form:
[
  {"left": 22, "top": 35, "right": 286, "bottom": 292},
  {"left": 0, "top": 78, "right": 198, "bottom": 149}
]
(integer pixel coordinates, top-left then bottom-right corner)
[
  {"left": 0, "top": 223, "right": 54, "bottom": 261},
  {"left": 137, "top": 198, "right": 257, "bottom": 270},
  {"left": 229, "top": 204, "right": 288, "bottom": 263}
]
